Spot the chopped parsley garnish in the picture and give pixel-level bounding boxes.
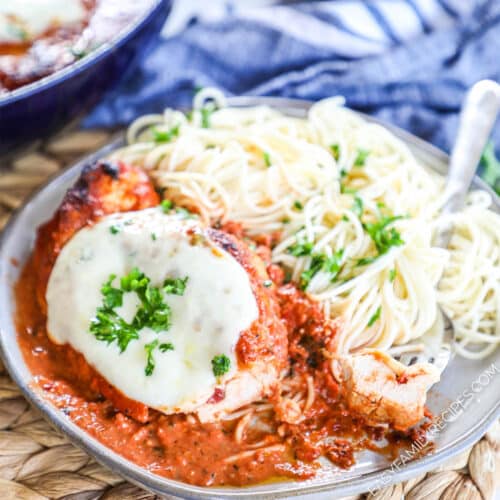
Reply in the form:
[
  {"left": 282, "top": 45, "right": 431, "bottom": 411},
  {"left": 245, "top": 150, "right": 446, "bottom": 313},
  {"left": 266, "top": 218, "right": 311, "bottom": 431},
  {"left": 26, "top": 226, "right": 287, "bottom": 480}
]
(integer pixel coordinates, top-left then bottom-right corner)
[
  {"left": 367, "top": 306, "right": 382, "bottom": 327},
  {"left": 151, "top": 233, "right": 157, "bottom": 241},
  {"left": 362, "top": 215, "right": 405, "bottom": 255},
  {"left": 356, "top": 256, "right": 378, "bottom": 267},
  {"left": 159, "top": 342, "right": 174, "bottom": 352},
  {"left": 212, "top": 354, "right": 231, "bottom": 377},
  {"left": 263, "top": 280, "right": 272, "bottom": 288},
  {"left": 90, "top": 269, "right": 188, "bottom": 376},
  {"left": 354, "top": 148, "right": 370, "bottom": 167},
  {"left": 100, "top": 274, "right": 124, "bottom": 309},
  {"left": 263, "top": 152, "right": 272, "bottom": 167},
  {"left": 480, "top": 142, "right": 500, "bottom": 195},
  {"left": 161, "top": 199, "right": 173, "bottom": 212},
  {"left": 109, "top": 225, "right": 120, "bottom": 235},
  {"left": 341, "top": 214, "right": 349, "bottom": 222},
  {"left": 145, "top": 340, "right": 175, "bottom": 376},
  {"left": 201, "top": 106, "right": 214, "bottom": 128},
  {"left": 293, "top": 200, "right": 303, "bottom": 211},
  {"left": 300, "top": 249, "right": 344, "bottom": 290},
  {"left": 389, "top": 268, "right": 397, "bottom": 282},
  {"left": 287, "top": 239, "right": 314, "bottom": 257},
  {"left": 144, "top": 339, "right": 159, "bottom": 376},
  {"left": 281, "top": 217, "right": 291, "bottom": 224},
  {"left": 330, "top": 143, "right": 340, "bottom": 161},
  {"left": 340, "top": 184, "right": 357, "bottom": 195},
  {"left": 163, "top": 276, "right": 189, "bottom": 295},
  {"left": 151, "top": 124, "right": 180, "bottom": 143},
  {"left": 352, "top": 196, "right": 364, "bottom": 217}
]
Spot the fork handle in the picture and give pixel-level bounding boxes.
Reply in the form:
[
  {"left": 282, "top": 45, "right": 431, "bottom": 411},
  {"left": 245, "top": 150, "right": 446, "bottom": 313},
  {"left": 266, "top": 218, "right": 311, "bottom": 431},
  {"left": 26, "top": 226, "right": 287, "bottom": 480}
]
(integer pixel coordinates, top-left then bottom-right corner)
[{"left": 435, "top": 80, "right": 500, "bottom": 248}]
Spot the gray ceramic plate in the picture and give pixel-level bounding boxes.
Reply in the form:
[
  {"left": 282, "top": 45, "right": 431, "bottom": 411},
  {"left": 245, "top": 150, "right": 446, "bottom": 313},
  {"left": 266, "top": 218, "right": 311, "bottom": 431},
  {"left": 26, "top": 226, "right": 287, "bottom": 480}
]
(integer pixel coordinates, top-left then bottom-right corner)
[{"left": 1, "top": 98, "right": 499, "bottom": 499}]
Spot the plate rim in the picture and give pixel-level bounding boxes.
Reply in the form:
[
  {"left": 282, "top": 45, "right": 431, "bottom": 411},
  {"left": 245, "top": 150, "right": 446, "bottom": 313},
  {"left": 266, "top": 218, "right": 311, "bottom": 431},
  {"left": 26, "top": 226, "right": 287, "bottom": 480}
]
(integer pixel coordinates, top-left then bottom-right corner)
[{"left": 0, "top": 97, "right": 499, "bottom": 499}]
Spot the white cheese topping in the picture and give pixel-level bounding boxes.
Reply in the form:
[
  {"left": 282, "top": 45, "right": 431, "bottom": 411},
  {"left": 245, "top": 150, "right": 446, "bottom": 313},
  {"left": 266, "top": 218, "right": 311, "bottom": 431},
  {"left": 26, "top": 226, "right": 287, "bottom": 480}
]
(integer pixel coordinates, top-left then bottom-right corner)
[
  {"left": 0, "top": 0, "right": 86, "bottom": 43},
  {"left": 46, "top": 208, "right": 259, "bottom": 413}
]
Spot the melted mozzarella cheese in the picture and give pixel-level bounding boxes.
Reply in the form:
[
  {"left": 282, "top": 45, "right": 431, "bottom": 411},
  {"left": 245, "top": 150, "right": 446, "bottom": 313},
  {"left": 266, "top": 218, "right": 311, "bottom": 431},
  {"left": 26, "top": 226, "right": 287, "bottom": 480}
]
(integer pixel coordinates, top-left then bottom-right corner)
[
  {"left": 46, "top": 208, "right": 259, "bottom": 413},
  {"left": 0, "top": 0, "right": 86, "bottom": 43}
]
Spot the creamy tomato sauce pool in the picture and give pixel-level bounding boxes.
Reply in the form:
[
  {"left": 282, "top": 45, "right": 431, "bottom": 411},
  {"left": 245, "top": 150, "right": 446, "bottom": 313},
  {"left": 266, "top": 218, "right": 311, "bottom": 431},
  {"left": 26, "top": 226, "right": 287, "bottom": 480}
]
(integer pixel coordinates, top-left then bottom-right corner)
[{"left": 16, "top": 251, "right": 430, "bottom": 487}]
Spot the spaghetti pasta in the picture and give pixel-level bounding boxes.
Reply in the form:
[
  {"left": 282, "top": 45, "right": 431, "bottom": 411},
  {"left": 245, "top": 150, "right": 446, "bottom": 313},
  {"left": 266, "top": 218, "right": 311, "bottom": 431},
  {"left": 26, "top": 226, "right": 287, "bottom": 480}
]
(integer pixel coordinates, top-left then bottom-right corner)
[{"left": 110, "top": 90, "right": 500, "bottom": 360}]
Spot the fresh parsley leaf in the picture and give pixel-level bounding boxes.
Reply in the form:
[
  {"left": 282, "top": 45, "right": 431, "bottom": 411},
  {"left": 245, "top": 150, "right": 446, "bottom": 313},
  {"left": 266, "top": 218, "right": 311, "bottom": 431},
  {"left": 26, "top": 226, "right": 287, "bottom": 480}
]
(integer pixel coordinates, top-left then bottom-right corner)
[
  {"left": 144, "top": 339, "right": 159, "bottom": 376},
  {"left": 100, "top": 275, "right": 124, "bottom": 309},
  {"left": 159, "top": 342, "right": 174, "bottom": 352},
  {"left": 341, "top": 214, "right": 349, "bottom": 222},
  {"left": 293, "top": 200, "right": 303, "bottom": 211},
  {"left": 91, "top": 269, "right": 187, "bottom": 375},
  {"left": 161, "top": 199, "right": 173, "bottom": 213},
  {"left": 352, "top": 196, "right": 364, "bottom": 217},
  {"left": 367, "top": 306, "right": 382, "bottom": 327},
  {"left": 212, "top": 354, "right": 231, "bottom": 377},
  {"left": 389, "top": 268, "right": 397, "bottom": 282},
  {"left": 151, "top": 233, "right": 157, "bottom": 241},
  {"left": 324, "top": 249, "right": 344, "bottom": 282},
  {"left": 163, "top": 277, "right": 188, "bottom": 295},
  {"left": 356, "top": 256, "right": 378, "bottom": 267},
  {"left": 480, "top": 142, "right": 500, "bottom": 195},
  {"left": 281, "top": 217, "right": 291, "bottom": 224},
  {"left": 151, "top": 124, "right": 180, "bottom": 143},
  {"left": 340, "top": 184, "right": 357, "bottom": 195},
  {"left": 354, "top": 148, "right": 369, "bottom": 167},
  {"left": 120, "top": 267, "right": 148, "bottom": 292},
  {"left": 330, "top": 143, "right": 340, "bottom": 161},
  {"left": 263, "top": 151, "right": 272, "bottom": 167},
  {"left": 109, "top": 225, "right": 120, "bottom": 235},
  {"left": 90, "top": 309, "right": 139, "bottom": 352},
  {"left": 363, "top": 215, "right": 405, "bottom": 255},
  {"left": 287, "top": 240, "right": 314, "bottom": 257},
  {"left": 201, "top": 106, "right": 213, "bottom": 128},
  {"left": 300, "top": 249, "right": 344, "bottom": 289},
  {"left": 135, "top": 285, "right": 172, "bottom": 333}
]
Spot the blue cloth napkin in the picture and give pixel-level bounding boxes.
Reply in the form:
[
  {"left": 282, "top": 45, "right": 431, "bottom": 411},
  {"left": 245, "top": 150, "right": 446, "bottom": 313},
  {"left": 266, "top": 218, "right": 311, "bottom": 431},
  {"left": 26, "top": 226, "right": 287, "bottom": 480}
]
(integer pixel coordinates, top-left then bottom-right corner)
[{"left": 84, "top": 0, "right": 500, "bottom": 161}]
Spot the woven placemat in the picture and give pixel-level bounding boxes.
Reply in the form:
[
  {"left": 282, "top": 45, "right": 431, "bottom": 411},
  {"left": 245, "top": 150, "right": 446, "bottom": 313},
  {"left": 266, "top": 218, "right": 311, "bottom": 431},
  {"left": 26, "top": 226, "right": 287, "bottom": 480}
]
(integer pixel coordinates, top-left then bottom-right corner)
[{"left": 0, "top": 130, "right": 499, "bottom": 500}]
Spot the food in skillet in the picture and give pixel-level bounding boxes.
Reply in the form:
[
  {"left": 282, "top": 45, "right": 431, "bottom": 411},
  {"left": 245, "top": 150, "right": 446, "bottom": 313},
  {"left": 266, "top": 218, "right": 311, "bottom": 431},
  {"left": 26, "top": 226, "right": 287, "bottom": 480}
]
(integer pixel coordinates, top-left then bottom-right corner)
[
  {"left": 16, "top": 91, "right": 499, "bottom": 486},
  {"left": 0, "top": 0, "right": 144, "bottom": 92}
]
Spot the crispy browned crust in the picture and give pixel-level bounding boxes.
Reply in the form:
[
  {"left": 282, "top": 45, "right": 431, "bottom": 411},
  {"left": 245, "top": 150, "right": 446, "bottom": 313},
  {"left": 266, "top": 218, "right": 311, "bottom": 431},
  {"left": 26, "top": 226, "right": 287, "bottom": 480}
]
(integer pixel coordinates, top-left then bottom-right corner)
[
  {"left": 208, "top": 229, "right": 288, "bottom": 373},
  {"left": 31, "top": 160, "right": 160, "bottom": 422},
  {"left": 33, "top": 160, "right": 160, "bottom": 314}
]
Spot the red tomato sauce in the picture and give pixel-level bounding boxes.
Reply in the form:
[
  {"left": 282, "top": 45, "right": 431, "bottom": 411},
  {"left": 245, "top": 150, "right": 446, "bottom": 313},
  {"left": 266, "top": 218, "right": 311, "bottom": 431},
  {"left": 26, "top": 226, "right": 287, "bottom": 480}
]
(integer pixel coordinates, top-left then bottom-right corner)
[{"left": 15, "top": 245, "right": 430, "bottom": 487}]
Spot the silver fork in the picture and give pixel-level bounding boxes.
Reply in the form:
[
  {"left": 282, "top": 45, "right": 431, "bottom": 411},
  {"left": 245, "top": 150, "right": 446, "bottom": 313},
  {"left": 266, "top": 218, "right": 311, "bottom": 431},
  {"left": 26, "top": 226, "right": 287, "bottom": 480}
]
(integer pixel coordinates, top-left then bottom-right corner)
[{"left": 395, "top": 80, "right": 500, "bottom": 372}]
